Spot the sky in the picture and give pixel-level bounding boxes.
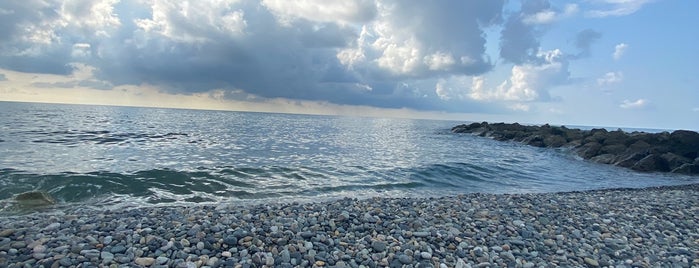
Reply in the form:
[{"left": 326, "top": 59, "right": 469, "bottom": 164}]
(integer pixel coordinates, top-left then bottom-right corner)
[{"left": 0, "top": 0, "right": 698, "bottom": 130}]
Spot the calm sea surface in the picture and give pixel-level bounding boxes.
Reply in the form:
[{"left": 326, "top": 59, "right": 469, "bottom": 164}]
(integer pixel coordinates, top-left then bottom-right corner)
[{"left": 1, "top": 101, "right": 697, "bottom": 212}]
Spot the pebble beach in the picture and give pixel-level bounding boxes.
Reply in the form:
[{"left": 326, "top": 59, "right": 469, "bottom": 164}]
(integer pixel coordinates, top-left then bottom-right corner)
[{"left": 1, "top": 184, "right": 697, "bottom": 268}]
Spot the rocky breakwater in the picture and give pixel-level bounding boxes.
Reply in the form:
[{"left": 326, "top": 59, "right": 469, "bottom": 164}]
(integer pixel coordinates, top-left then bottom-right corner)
[{"left": 452, "top": 122, "right": 699, "bottom": 174}]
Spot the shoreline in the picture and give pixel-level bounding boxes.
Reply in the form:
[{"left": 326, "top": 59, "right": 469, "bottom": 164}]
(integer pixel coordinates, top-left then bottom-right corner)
[{"left": 1, "top": 184, "right": 697, "bottom": 267}]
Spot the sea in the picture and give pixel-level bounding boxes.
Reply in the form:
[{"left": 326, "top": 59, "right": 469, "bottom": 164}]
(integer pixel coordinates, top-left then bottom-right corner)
[{"left": 1, "top": 101, "right": 697, "bottom": 213}]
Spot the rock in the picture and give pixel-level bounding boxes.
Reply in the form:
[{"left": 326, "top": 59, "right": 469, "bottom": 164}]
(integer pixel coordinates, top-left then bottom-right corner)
[
  {"left": 631, "top": 154, "right": 669, "bottom": 172},
  {"left": 501, "top": 251, "right": 516, "bottom": 262},
  {"left": 671, "top": 163, "right": 699, "bottom": 174},
  {"left": 43, "top": 222, "right": 60, "bottom": 231},
  {"left": 669, "top": 130, "right": 699, "bottom": 158},
  {"left": 14, "top": 191, "right": 56, "bottom": 207},
  {"left": 544, "top": 135, "right": 567, "bottom": 148},
  {"left": 135, "top": 257, "right": 156, "bottom": 266},
  {"left": 156, "top": 256, "right": 169, "bottom": 265},
  {"left": 578, "top": 142, "right": 602, "bottom": 158},
  {"left": 110, "top": 245, "right": 127, "bottom": 254},
  {"left": 101, "top": 251, "right": 114, "bottom": 262},
  {"left": 0, "top": 229, "right": 15, "bottom": 237},
  {"left": 661, "top": 152, "right": 692, "bottom": 170},
  {"left": 371, "top": 241, "right": 387, "bottom": 252},
  {"left": 584, "top": 257, "right": 599, "bottom": 267},
  {"left": 591, "top": 154, "right": 617, "bottom": 164},
  {"left": 398, "top": 254, "right": 412, "bottom": 264},
  {"left": 413, "top": 231, "right": 430, "bottom": 237},
  {"left": 453, "top": 122, "right": 699, "bottom": 174},
  {"left": 615, "top": 152, "right": 648, "bottom": 168}
]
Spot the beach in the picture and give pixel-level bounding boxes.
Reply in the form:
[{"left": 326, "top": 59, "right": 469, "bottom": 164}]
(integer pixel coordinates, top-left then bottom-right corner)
[{"left": 1, "top": 184, "right": 697, "bottom": 267}]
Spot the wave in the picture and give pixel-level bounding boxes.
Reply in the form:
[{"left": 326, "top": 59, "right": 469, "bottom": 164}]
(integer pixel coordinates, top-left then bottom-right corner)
[
  {"left": 0, "top": 162, "right": 522, "bottom": 212},
  {"left": 12, "top": 129, "right": 192, "bottom": 146}
]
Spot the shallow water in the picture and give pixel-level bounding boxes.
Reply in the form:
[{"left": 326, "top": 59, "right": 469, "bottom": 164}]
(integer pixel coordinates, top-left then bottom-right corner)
[{"left": 1, "top": 101, "right": 697, "bottom": 212}]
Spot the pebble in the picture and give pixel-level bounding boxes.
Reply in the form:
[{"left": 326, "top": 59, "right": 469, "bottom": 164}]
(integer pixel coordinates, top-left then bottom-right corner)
[
  {"left": 135, "top": 257, "right": 156, "bottom": 266},
  {"left": 155, "top": 256, "right": 169, "bottom": 265},
  {"left": 0, "top": 184, "right": 696, "bottom": 268},
  {"left": 584, "top": 257, "right": 599, "bottom": 267}
]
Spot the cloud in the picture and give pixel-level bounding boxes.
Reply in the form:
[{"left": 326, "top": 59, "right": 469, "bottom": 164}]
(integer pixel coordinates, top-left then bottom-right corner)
[
  {"left": 471, "top": 49, "right": 569, "bottom": 102},
  {"left": 499, "top": 0, "right": 551, "bottom": 64},
  {"left": 586, "top": 0, "right": 652, "bottom": 18},
  {"left": 613, "top": 43, "right": 628, "bottom": 60},
  {"left": 261, "top": 0, "right": 377, "bottom": 25},
  {"left": 337, "top": 0, "right": 503, "bottom": 78},
  {"left": 0, "top": 73, "right": 6, "bottom": 81},
  {"left": 692, "top": 107, "right": 699, "bottom": 112},
  {"left": 620, "top": 98, "right": 649, "bottom": 109},
  {"left": 522, "top": 3, "right": 578, "bottom": 25},
  {"left": 597, "top": 71, "right": 623, "bottom": 86},
  {"left": 0, "top": 0, "right": 513, "bottom": 114},
  {"left": 509, "top": 103, "right": 530, "bottom": 112},
  {"left": 574, "top": 29, "right": 602, "bottom": 57}
]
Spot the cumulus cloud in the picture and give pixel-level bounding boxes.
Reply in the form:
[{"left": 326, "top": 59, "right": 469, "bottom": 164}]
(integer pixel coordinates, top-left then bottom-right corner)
[
  {"left": 337, "top": 0, "right": 503, "bottom": 78},
  {"left": 613, "top": 43, "right": 628, "bottom": 60},
  {"left": 586, "top": 0, "right": 652, "bottom": 18},
  {"left": 597, "top": 72, "right": 623, "bottom": 86},
  {"left": 499, "top": 0, "right": 551, "bottom": 64},
  {"left": 2, "top": 0, "right": 618, "bottom": 116},
  {"left": 0, "top": 0, "right": 513, "bottom": 113},
  {"left": 522, "top": 3, "right": 578, "bottom": 25},
  {"left": 471, "top": 49, "right": 569, "bottom": 102},
  {"left": 261, "top": 0, "right": 377, "bottom": 25},
  {"left": 620, "top": 99, "right": 649, "bottom": 109}
]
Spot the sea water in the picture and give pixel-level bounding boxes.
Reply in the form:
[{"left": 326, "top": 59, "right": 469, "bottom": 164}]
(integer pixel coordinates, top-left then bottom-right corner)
[{"left": 1, "top": 101, "right": 696, "bottom": 212}]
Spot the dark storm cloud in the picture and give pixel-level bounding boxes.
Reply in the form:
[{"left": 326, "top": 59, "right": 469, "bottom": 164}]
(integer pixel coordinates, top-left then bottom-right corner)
[
  {"left": 0, "top": 1, "right": 74, "bottom": 74},
  {"left": 0, "top": 0, "right": 511, "bottom": 114}
]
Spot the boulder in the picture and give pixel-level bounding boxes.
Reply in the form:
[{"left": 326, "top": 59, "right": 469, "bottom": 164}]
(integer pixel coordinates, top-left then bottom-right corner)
[
  {"left": 626, "top": 140, "right": 651, "bottom": 154},
  {"left": 660, "top": 153, "right": 692, "bottom": 171},
  {"left": 543, "top": 135, "right": 567, "bottom": 148},
  {"left": 590, "top": 154, "right": 617, "bottom": 164},
  {"left": 452, "top": 122, "right": 699, "bottom": 174},
  {"left": 523, "top": 135, "right": 545, "bottom": 147},
  {"left": 602, "top": 130, "right": 629, "bottom": 146},
  {"left": 631, "top": 154, "right": 669, "bottom": 172},
  {"left": 614, "top": 152, "right": 648, "bottom": 168},
  {"left": 669, "top": 130, "right": 699, "bottom": 158},
  {"left": 671, "top": 163, "right": 699, "bottom": 175},
  {"left": 577, "top": 142, "right": 602, "bottom": 159},
  {"left": 14, "top": 191, "right": 56, "bottom": 207},
  {"left": 600, "top": 144, "right": 627, "bottom": 155}
]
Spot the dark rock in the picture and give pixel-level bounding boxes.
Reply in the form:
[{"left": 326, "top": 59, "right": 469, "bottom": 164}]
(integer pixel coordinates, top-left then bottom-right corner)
[
  {"left": 600, "top": 144, "right": 627, "bottom": 155},
  {"left": 660, "top": 153, "right": 691, "bottom": 170},
  {"left": 452, "top": 122, "right": 699, "bottom": 174},
  {"left": 590, "top": 154, "right": 617, "bottom": 164},
  {"left": 669, "top": 130, "right": 699, "bottom": 158},
  {"left": 14, "top": 191, "right": 56, "bottom": 207},
  {"left": 578, "top": 142, "right": 602, "bottom": 159},
  {"left": 631, "top": 154, "right": 669, "bottom": 172},
  {"left": 602, "top": 130, "right": 628, "bottom": 146},
  {"left": 543, "top": 135, "right": 567, "bottom": 148},
  {"left": 627, "top": 140, "right": 651, "bottom": 154},
  {"left": 671, "top": 164, "right": 699, "bottom": 174},
  {"left": 615, "top": 152, "right": 648, "bottom": 168},
  {"left": 523, "top": 135, "right": 545, "bottom": 147}
]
